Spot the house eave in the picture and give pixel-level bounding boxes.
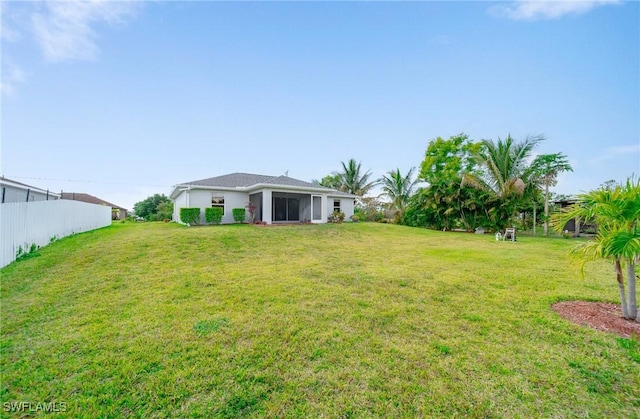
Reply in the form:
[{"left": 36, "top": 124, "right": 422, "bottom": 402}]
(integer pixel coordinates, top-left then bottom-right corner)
[
  {"left": 245, "top": 183, "right": 345, "bottom": 195},
  {"left": 171, "top": 182, "right": 354, "bottom": 198},
  {"left": 0, "top": 178, "right": 60, "bottom": 197}
]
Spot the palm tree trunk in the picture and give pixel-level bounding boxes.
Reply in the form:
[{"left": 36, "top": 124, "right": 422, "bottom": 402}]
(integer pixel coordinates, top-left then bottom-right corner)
[
  {"left": 615, "top": 259, "right": 630, "bottom": 319},
  {"left": 533, "top": 202, "right": 536, "bottom": 235},
  {"left": 543, "top": 184, "right": 549, "bottom": 236},
  {"left": 627, "top": 258, "right": 637, "bottom": 320}
]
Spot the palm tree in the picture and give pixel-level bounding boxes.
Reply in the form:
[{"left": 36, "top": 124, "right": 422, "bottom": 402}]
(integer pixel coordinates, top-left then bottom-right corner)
[
  {"left": 312, "top": 174, "right": 343, "bottom": 190},
  {"left": 462, "top": 134, "right": 544, "bottom": 228},
  {"left": 553, "top": 177, "right": 640, "bottom": 321},
  {"left": 338, "top": 159, "right": 377, "bottom": 196},
  {"left": 379, "top": 167, "right": 418, "bottom": 217},
  {"left": 531, "top": 153, "right": 573, "bottom": 236}
]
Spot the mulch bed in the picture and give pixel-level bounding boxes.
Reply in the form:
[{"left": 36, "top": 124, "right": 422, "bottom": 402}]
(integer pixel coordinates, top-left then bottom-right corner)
[{"left": 552, "top": 301, "right": 640, "bottom": 339}]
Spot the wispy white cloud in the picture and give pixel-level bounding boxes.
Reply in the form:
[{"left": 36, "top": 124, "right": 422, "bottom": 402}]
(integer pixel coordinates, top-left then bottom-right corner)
[
  {"left": 491, "top": 0, "right": 621, "bottom": 21},
  {"left": 589, "top": 144, "right": 640, "bottom": 163},
  {"left": 1, "top": 17, "right": 21, "bottom": 43},
  {"left": 30, "top": 0, "right": 141, "bottom": 62},
  {"left": 0, "top": 62, "right": 27, "bottom": 96}
]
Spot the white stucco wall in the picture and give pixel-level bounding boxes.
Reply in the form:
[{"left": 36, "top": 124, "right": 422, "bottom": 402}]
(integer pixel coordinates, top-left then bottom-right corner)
[
  {"left": 327, "top": 196, "right": 355, "bottom": 221},
  {"left": 172, "top": 186, "right": 356, "bottom": 225},
  {"left": 173, "top": 189, "right": 249, "bottom": 224},
  {"left": 172, "top": 190, "right": 188, "bottom": 221}
]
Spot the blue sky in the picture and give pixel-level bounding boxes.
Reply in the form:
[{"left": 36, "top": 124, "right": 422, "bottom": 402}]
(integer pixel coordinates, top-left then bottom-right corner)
[{"left": 1, "top": 0, "right": 638, "bottom": 211}]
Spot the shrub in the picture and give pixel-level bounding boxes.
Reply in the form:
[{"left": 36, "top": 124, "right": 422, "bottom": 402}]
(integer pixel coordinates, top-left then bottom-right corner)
[
  {"left": 232, "top": 208, "right": 246, "bottom": 223},
  {"left": 328, "top": 211, "right": 345, "bottom": 224},
  {"left": 205, "top": 207, "right": 223, "bottom": 224},
  {"left": 180, "top": 208, "right": 201, "bottom": 225},
  {"left": 245, "top": 201, "right": 257, "bottom": 224}
]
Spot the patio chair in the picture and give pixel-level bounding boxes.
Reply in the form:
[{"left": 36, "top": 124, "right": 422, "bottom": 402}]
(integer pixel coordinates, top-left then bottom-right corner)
[{"left": 503, "top": 228, "right": 516, "bottom": 242}]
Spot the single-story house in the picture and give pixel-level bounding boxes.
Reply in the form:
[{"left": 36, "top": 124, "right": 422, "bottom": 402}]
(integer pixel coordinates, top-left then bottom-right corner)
[
  {"left": 61, "top": 193, "right": 128, "bottom": 220},
  {"left": 0, "top": 176, "right": 60, "bottom": 203},
  {"left": 170, "top": 172, "right": 357, "bottom": 225},
  {"left": 553, "top": 197, "right": 597, "bottom": 237}
]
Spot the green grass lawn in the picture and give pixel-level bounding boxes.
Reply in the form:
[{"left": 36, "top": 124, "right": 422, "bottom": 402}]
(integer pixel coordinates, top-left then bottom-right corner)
[{"left": 1, "top": 222, "right": 638, "bottom": 417}]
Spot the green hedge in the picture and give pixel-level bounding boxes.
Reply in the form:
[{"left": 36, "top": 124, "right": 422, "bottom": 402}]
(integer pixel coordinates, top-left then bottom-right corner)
[
  {"left": 232, "top": 208, "right": 246, "bottom": 223},
  {"left": 205, "top": 207, "right": 223, "bottom": 224},
  {"left": 180, "top": 208, "right": 201, "bottom": 225}
]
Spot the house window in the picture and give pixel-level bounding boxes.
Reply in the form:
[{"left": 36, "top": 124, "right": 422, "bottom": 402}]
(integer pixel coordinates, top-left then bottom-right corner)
[
  {"left": 333, "top": 199, "right": 341, "bottom": 213},
  {"left": 212, "top": 195, "right": 225, "bottom": 215}
]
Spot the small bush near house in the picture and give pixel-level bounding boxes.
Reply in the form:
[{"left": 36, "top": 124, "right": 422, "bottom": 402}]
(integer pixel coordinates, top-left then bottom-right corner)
[
  {"left": 245, "top": 201, "right": 257, "bottom": 224},
  {"left": 232, "top": 208, "right": 246, "bottom": 223},
  {"left": 205, "top": 207, "right": 223, "bottom": 225},
  {"left": 328, "top": 211, "right": 345, "bottom": 223},
  {"left": 180, "top": 208, "right": 201, "bottom": 225}
]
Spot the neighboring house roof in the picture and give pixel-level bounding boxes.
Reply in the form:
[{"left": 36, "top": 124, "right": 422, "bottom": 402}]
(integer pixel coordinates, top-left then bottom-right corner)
[
  {"left": 172, "top": 172, "right": 355, "bottom": 198},
  {"left": 0, "top": 176, "right": 60, "bottom": 197},
  {"left": 61, "top": 192, "right": 127, "bottom": 211},
  {"left": 552, "top": 197, "right": 579, "bottom": 206}
]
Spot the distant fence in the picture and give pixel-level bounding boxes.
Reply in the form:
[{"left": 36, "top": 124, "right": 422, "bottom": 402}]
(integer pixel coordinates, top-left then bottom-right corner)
[{"left": 0, "top": 200, "right": 111, "bottom": 268}]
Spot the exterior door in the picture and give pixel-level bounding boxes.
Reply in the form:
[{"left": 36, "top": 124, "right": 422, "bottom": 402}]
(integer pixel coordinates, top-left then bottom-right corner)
[{"left": 273, "top": 197, "right": 300, "bottom": 221}]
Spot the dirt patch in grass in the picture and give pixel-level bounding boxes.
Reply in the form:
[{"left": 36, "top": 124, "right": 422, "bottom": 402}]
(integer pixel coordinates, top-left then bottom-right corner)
[{"left": 553, "top": 301, "right": 640, "bottom": 339}]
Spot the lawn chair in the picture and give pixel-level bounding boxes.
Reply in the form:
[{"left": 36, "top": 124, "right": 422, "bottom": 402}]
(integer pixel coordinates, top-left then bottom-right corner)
[{"left": 503, "top": 228, "right": 516, "bottom": 242}]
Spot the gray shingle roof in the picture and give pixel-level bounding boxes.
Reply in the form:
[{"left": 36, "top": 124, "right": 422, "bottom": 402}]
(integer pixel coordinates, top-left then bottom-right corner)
[
  {"left": 60, "top": 192, "right": 127, "bottom": 210},
  {"left": 182, "top": 172, "right": 320, "bottom": 189}
]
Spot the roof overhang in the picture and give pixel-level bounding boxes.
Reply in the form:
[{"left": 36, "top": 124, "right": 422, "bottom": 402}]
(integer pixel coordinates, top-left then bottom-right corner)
[
  {"left": 170, "top": 183, "right": 357, "bottom": 199},
  {"left": 0, "top": 178, "right": 60, "bottom": 197}
]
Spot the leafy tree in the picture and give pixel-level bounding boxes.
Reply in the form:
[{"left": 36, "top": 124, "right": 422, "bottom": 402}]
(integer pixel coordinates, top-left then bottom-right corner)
[
  {"left": 553, "top": 177, "right": 640, "bottom": 321},
  {"left": 407, "top": 134, "right": 491, "bottom": 231},
  {"left": 420, "top": 134, "right": 481, "bottom": 185},
  {"left": 379, "top": 167, "right": 418, "bottom": 219},
  {"left": 312, "top": 174, "right": 343, "bottom": 190},
  {"left": 531, "top": 153, "right": 573, "bottom": 236},
  {"left": 337, "top": 159, "right": 377, "bottom": 196},
  {"left": 354, "top": 196, "right": 386, "bottom": 222},
  {"left": 462, "top": 134, "right": 544, "bottom": 229},
  {"left": 156, "top": 201, "right": 174, "bottom": 221},
  {"left": 134, "top": 194, "right": 172, "bottom": 220}
]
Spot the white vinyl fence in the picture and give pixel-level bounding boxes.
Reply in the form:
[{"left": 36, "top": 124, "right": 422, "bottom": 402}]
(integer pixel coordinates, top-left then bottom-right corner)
[{"left": 0, "top": 200, "right": 112, "bottom": 268}]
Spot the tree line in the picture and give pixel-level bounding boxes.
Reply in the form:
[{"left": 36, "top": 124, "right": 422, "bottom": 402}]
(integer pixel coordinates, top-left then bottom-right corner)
[{"left": 319, "top": 133, "right": 573, "bottom": 233}]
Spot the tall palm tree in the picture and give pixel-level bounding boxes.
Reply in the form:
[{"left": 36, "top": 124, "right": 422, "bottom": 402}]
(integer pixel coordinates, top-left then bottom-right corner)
[
  {"left": 462, "top": 134, "right": 544, "bottom": 228},
  {"left": 379, "top": 167, "right": 418, "bottom": 216},
  {"left": 553, "top": 177, "right": 640, "bottom": 321},
  {"left": 338, "top": 159, "right": 377, "bottom": 196},
  {"left": 531, "top": 153, "right": 573, "bottom": 236}
]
